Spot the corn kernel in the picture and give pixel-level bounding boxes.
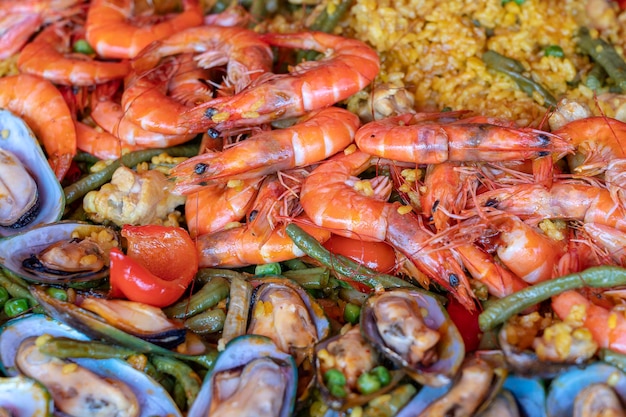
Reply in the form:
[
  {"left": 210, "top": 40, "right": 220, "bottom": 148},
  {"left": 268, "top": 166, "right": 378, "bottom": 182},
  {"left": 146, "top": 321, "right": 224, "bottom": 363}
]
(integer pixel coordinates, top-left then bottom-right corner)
[
  {"left": 397, "top": 205, "right": 413, "bottom": 214},
  {"left": 35, "top": 334, "right": 52, "bottom": 347},
  {"left": 62, "top": 363, "right": 79, "bottom": 374}
]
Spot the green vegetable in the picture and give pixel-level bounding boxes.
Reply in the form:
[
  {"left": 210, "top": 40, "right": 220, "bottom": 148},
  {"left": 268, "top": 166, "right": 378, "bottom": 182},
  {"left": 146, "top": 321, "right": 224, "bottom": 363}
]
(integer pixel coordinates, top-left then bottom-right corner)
[
  {"left": 586, "top": 63, "right": 608, "bottom": 90},
  {"left": 164, "top": 277, "right": 229, "bottom": 319},
  {"left": 577, "top": 27, "right": 626, "bottom": 92},
  {"left": 4, "top": 298, "right": 29, "bottom": 317},
  {"left": 329, "top": 384, "right": 347, "bottom": 398},
  {"left": 357, "top": 372, "right": 382, "bottom": 394},
  {"left": 478, "top": 266, "right": 626, "bottom": 331},
  {"left": 38, "top": 337, "right": 137, "bottom": 359},
  {"left": 370, "top": 366, "right": 391, "bottom": 386},
  {"left": 343, "top": 303, "right": 361, "bottom": 324},
  {"left": 324, "top": 368, "right": 347, "bottom": 387},
  {"left": 544, "top": 45, "right": 564, "bottom": 58},
  {"left": 73, "top": 39, "right": 95, "bottom": 55},
  {"left": 0, "top": 287, "right": 8, "bottom": 308},
  {"left": 184, "top": 308, "right": 226, "bottom": 334},
  {"left": 45, "top": 287, "right": 68, "bottom": 302},
  {"left": 255, "top": 262, "right": 281, "bottom": 276},
  {"left": 362, "top": 384, "right": 418, "bottom": 417},
  {"left": 283, "top": 266, "right": 331, "bottom": 290},
  {"left": 151, "top": 355, "right": 202, "bottom": 410}
]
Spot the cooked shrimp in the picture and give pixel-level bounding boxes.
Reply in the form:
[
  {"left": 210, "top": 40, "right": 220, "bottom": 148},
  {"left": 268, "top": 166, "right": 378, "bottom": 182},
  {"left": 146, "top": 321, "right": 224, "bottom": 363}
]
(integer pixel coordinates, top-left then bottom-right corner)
[
  {"left": 583, "top": 223, "right": 626, "bottom": 266},
  {"left": 475, "top": 182, "right": 626, "bottom": 232},
  {"left": 181, "top": 31, "right": 380, "bottom": 132},
  {"left": 203, "top": 3, "right": 251, "bottom": 28},
  {"left": 354, "top": 113, "right": 573, "bottom": 164},
  {"left": 17, "top": 21, "right": 130, "bottom": 86},
  {"left": 552, "top": 290, "right": 626, "bottom": 355},
  {"left": 300, "top": 149, "right": 476, "bottom": 311},
  {"left": 167, "top": 53, "right": 215, "bottom": 106},
  {"left": 606, "top": 158, "right": 626, "bottom": 206},
  {"left": 90, "top": 82, "right": 195, "bottom": 147},
  {"left": 75, "top": 120, "right": 145, "bottom": 160},
  {"left": 0, "top": 74, "right": 75, "bottom": 180},
  {"left": 420, "top": 162, "right": 472, "bottom": 231},
  {"left": 553, "top": 116, "right": 626, "bottom": 176},
  {"left": 196, "top": 219, "right": 331, "bottom": 268},
  {"left": 85, "top": 0, "right": 203, "bottom": 59},
  {"left": 171, "top": 106, "right": 360, "bottom": 194},
  {"left": 185, "top": 177, "right": 264, "bottom": 239}
]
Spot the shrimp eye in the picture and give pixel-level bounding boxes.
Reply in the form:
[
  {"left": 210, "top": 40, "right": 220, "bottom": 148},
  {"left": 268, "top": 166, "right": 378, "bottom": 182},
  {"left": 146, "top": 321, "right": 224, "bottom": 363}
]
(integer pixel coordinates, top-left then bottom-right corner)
[
  {"left": 194, "top": 163, "right": 208, "bottom": 175},
  {"left": 538, "top": 151, "right": 550, "bottom": 157},
  {"left": 485, "top": 198, "right": 498, "bottom": 207},
  {"left": 538, "top": 133, "right": 550, "bottom": 145},
  {"left": 449, "top": 274, "right": 460, "bottom": 287},
  {"left": 207, "top": 128, "right": 220, "bottom": 139},
  {"left": 205, "top": 108, "right": 218, "bottom": 118},
  {"left": 432, "top": 200, "right": 440, "bottom": 212},
  {"left": 249, "top": 210, "right": 259, "bottom": 221}
]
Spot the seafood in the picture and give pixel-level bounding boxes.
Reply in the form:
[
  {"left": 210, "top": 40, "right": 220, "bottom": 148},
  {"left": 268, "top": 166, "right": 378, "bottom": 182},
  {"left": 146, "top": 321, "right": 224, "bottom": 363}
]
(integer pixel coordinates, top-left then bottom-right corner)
[
  {"left": 354, "top": 112, "right": 573, "bottom": 164},
  {"left": 300, "top": 149, "right": 476, "bottom": 310},
  {"left": 85, "top": 0, "right": 203, "bottom": 59},
  {"left": 0, "top": 375, "right": 53, "bottom": 417},
  {"left": 171, "top": 107, "right": 360, "bottom": 194},
  {"left": 181, "top": 31, "right": 380, "bottom": 132},
  {"left": 583, "top": 223, "right": 626, "bottom": 265},
  {"left": 0, "top": 74, "right": 76, "bottom": 180},
  {"left": 0, "top": 222, "right": 119, "bottom": 287},
  {"left": 0, "top": 109, "right": 64, "bottom": 236},
  {"left": 360, "top": 289, "right": 465, "bottom": 387},
  {"left": 74, "top": 119, "right": 146, "bottom": 160},
  {"left": 17, "top": 20, "right": 131, "bottom": 86},
  {"left": 187, "top": 335, "right": 297, "bottom": 417}
]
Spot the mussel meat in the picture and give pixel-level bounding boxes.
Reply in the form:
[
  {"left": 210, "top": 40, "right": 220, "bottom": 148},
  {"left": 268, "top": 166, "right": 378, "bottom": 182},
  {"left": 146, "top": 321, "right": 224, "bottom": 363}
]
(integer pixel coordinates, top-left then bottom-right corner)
[{"left": 0, "top": 375, "right": 53, "bottom": 417}]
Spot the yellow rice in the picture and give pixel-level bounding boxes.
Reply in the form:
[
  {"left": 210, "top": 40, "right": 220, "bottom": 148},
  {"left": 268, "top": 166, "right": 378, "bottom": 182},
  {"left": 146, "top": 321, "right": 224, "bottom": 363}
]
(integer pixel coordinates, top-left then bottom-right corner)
[{"left": 339, "top": 0, "right": 626, "bottom": 125}]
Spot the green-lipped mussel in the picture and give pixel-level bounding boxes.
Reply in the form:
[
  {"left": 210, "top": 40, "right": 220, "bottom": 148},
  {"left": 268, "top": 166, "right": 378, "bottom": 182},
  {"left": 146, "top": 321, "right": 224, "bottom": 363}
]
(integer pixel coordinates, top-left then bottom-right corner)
[{"left": 0, "top": 375, "right": 53, "bottom": 417}]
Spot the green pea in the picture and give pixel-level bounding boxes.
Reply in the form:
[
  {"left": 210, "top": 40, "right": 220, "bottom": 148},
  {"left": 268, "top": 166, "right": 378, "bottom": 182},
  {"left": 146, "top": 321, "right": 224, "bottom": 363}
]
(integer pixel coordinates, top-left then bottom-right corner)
[
  {"left": 370, "top": 366, "right": 391, "bottom": 386},
  {"left": 323, "top": 368, "right": 346, "bottom": 387},
  {"left": 46, "top": 287, "right": 68, "bottom": 302},
  {"left": 0, "top": 287, "right": 8, "bottom": 308},
  {"left": 343, "top": 303, "right": 361, "bottom": 324},
  {"left": 357, "top": 372, "right": 382, "bottom": 395},
  {"left": 544, "top": 45, "right": 564, "bottom": 58},
  {"left": 329, "top": 384, "right": 347, "bottom": 398},
  {"left": 73, "top": 39, "right": 95, "bottom": 55},
  {"left": 254, "top": 263, "right": 281, "bottom": 276},
  {"left": 4, "top": 298, "right": 30, "bottom": 318}
]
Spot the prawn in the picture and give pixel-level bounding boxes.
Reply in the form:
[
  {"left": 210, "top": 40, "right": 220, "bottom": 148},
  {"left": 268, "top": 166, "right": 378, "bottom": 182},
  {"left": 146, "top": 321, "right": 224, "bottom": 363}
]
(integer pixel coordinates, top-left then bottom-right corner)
[
  {"left": 75, "top": 120, "right": 145, "bottom": 160},
  {"left": 166, "top": 53, "right": 215, "bottom": 106},
  {"left": 185, "top": 177, "right": 264, "bottom": 239},
  {"left": 582, "top": 223, "right": 626, "bottom": 266},
  {"left": 17, "top": 20, "right": 131, "bottom": 86},
  {"left": 84, "top": 0, "right": 203, "bottom": 59},
  {"left": 195, "top": 219, "right": 331, "bottom": 268},
  {"left": 0, "top": 74, "right": 75, "bottom": 180},
  {"left": 354, "top": 112, "right": 574, "bottom": 164},
  {"left": 171, "top": 106, "right": 360, "bottom": 194},
  {"left": 299, "top": 149, "right": 477, "bottom": 311},
  {"left": 123, "top": 25, "right": 273, "bottom": 134},
  {"left": 181, "top": 31, "right": 380, "bottom": 132},
  {"left": 474, "top": 182, "right": 626, "bottom": 232}
]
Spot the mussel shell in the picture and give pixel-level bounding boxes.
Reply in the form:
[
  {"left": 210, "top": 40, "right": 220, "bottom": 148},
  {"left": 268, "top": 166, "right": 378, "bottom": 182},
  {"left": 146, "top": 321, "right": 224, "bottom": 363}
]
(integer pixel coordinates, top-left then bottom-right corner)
[
  {"left": 502, "top": 375, "right": 548, "bottom": 417},
  {"left": 0, "top": 221, "right": 119, "bottom": 287},
  {"left": 0, "top": 314, "right": 182, "bottom": 417},
  {"left": 546, "top": 362, "right": 626, "bottom": 417},
  {"left": 0, "top": 375, "right": 53, "bottom": 417},
  {"left": 0, "top": 109, "right": 64, "bottom": 237},
  {"left": 360, "top": 288, "right": 465, "bottom": 387},
  {"left": 187, "top": 334, "right": 298, "bottom": 417}
]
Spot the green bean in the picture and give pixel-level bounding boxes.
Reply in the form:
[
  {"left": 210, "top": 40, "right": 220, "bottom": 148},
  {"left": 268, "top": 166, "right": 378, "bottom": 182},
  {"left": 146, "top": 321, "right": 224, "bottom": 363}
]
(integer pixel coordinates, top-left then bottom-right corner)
[
  {"left": 220, "top": 276, "right": 252, "bottom": 346},
  {"left": 195, "top": 268, "right": 249, "bottom": 283},
  {"left": 586, "top": 63, "right": 608, "bottom": 90},
  {"left": 599, "top": 348, "right": 626, "bottom": 373},
  {"left": 254, "top": 262, "right": 281, "bottom": 276},
  {"left": 38, "top": 337, "right": 137, "bottom": 359},
  {"left": 544, "top": 45, "right": 564, "bottom": 58},
  {"left": 309, "top": 0, "right": 354, "bottom": 33},
  {"left": 4, "top": 298, "right": 29, "bottom": 317},
  {"left": 362, "top": 384, "right": 418, "bottom": 417},
  {"left": 478, "top": 266, "right": 626, "bottom": 332},
  {"left": 577, "top": 27, "right": 626, "bottom": 92},
  {"left": 64, "top": 143, "right": 199, "bottom": 205},
  {"left": 150, "top": 355, "right": 202, "bottom": 410},
  {"left": 338, "top": 286, "right": 369, "bottom": 306},
  {"left": 164, "top": 277, "right": 229, "bottom": 319},
  {"left": 0, "top": 287, "right": 8, "bottom": 309},
  {"left": 282, "top": 267, "right": 331, "bottom": 290},
  {"left": 283, "top": 258, "right": 309, "bottom": 271},
  {"left": 73, "top": 151, "right": 101, "bottom": 164},
  {"left": 184, "top": 308, "right": 226, "bottom": 334},
  {"left": 286, "top": 223, "right": 415, "bottom": 290},
  {"left": 0, "top": 272, "right": 38, "bottom": 308},
  {"left": 482, "top": 50, "right": 557, "bottom": 107}
]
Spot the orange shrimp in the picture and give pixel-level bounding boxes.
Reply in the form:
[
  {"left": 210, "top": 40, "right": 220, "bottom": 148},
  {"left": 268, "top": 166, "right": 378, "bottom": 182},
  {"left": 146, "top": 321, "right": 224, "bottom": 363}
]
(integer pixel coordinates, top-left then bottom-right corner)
[
  {"left": 475, "top": 182, "right": 626, "bottom": 232},
  {"left": 552, "top": 290, "right": 626, "bottom": 354},
  {"left": 195, "top": 219, "right": 331, "bottom": 268},
  {"left": 582, "top": 223, "right": 626, "bottom": 266},
  {"left": 75, "top": 120, "right": 145, "bottom": 160},
  {"left": 123, "top": 25, "right": 273, "bottom": 134},
  {"left": 181, "top": 31, "right": 380, "bottom": 132},
  {"left": 185, "top": 177, "right": 264, "bottom": 239},
  {"left": 299, "top": 149, "right": 476, "bottom": 311},
  {"left": 90, "top": 81, "right": 195, "bottom": 147},
  {"left": 606, "top": 158, "right": 626, "bottom": 207},
  {"left": 17, "top": 21, "right": 130, "bottom": 86},
  {"left": 84, "top": 0, "right": 203, "bottom": 59},
  {"left": 171, "top": 106, "right": 360, "bottom": 194},
  {"left": 166, "top": 53, "right": 215, "bottom": 106},
  {"left": 354, "top": 113, "right": 574, "bottom": 164},
  {"left": 0, "top": 74, "right": 75, "bottom": 180}
]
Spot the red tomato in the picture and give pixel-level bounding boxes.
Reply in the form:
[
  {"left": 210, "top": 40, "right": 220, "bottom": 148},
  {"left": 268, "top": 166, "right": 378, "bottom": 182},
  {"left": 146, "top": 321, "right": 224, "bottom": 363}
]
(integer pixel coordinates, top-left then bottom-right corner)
[
  {"left": 446, "top": 294, "right": 482, "bottom": 353},
  {"left": 109, "top": 225, "right": 198, "bottom": 307},
  {"left": 323, "top": 234, "right": 396, "bottom": 274}
]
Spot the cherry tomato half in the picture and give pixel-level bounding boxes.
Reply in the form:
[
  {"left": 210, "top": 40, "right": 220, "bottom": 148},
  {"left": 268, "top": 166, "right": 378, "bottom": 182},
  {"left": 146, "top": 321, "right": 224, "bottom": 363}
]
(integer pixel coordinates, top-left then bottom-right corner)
[
  {"left": 446, "top": 294, "right": 482, "bottom": 353},
  {"left": 323, "top": 234, "right": 396, "bottom": 274}
]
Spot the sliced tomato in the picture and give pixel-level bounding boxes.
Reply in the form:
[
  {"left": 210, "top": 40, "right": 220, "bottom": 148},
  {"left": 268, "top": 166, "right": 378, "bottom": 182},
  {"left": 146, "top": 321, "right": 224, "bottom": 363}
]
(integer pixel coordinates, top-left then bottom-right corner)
[
  {"left": 323, "top": 234, "right": 396, "bottom": 274},
  {"left": 446, "top": 294, "right": 482, "bottom": 353}
]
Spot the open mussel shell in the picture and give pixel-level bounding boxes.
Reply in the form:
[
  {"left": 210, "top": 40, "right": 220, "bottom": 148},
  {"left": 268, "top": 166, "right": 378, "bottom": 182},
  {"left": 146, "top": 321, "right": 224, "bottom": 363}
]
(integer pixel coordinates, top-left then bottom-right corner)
[
  {"left": 187, "top": 334, "right": 298, "bottom": 417},
  {"left": 360, "top": 288, "right": 465, "bottom": 387},
  {"left": 502, "top": 375, "right": 548, "bottom": 417},
  {"left": 0, "top": 221, "right": 119, "bottom": 287},
  {"left": 0, "top": 314, "right": 182, "bottom": 417},
  {"left": 546, "top": 362, "right": 626, "bottom": 417},
  {"left": 0, "top": 109, "right": 64, "bottom": 237},
  {"left": 0, "top": 375, "right": 53, "bottom": 417}
]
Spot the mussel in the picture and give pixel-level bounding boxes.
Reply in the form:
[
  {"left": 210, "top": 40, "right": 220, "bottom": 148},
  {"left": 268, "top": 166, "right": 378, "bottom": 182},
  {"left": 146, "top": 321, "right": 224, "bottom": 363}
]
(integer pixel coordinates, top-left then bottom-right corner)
[
  {"left": 187, "top": 335, "right": 297, "bottom": 417},
  {"left": 0, "top": 109, "right": 64, "bottom": 236},
  {"left": 0, "top": 314, "right": 182, "bottom": 417},
  {"left": 0, "top": 221, "right": 120, "bottom": 287},
  {"left": 360, "top": 288, "right": 465, "bottom": 387},
  {"left": 0, "top": 375, "right": 53, "bottom": 417}
]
